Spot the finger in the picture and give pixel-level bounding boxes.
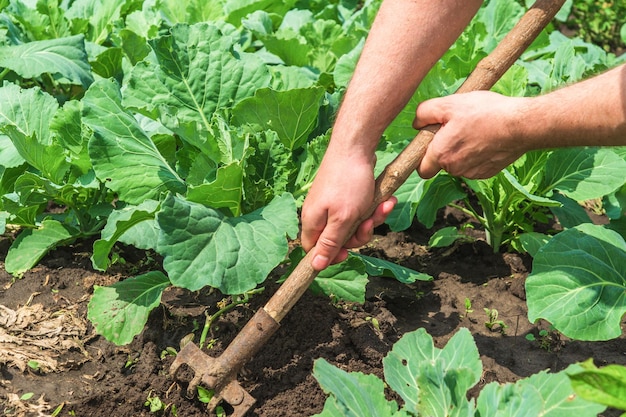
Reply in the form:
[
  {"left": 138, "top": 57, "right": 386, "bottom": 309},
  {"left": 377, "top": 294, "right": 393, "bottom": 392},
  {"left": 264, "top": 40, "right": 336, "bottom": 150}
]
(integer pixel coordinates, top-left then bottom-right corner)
[
  {"left": 343, "top": 218, "right": 375, "bottom": 249},
  {"left": 413, "top": 99, "right": 444, "bottom": 130},
  {"left": 310, "top": 218, "right": 359, "bottom": 271},
  {"left": 371, "top": 196, "right": 397, "bottom": 227},
  {"left": 417, "top": 141, "right": 442, "bottom": 179},
  {"left": 332, "top": 248, "right": 349, "bottom": 265},
  {"left": 300, "top": 207, "right": 326, "bottom": 253},
  {"left": 343, "top": 196, "right": 397, "bottom": 249}
]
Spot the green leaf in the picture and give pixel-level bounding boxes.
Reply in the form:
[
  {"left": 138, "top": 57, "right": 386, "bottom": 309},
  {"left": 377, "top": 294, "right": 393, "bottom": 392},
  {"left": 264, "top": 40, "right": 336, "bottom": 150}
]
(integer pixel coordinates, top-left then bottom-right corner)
[
  {"left": 12, "top": 171, "right": 101, "bottom": 219},
  {"left": 0, "top": 134, "right": 25, "bottom": 169},
  {"left": 124, "top": 7, "right": 161, "bottom": 39},
  {"left": 333, "top": 38, "right": 364, "bottom": 88},
  {"left": 384, "top": 170, "right": 428, "bottom": 232},
  {"left": 157, "top": 193, "right": 298, "bottom": 294},
  {"left": 187, "top": 162, "right": 244, "bottom": 217},
  {"left": 476, "top": 381, "right": 544, "bottom": 417},
  {"left": 83, "top": 79, "right": 186, "bottom": 204},
  {"left": 492, "top": 64, "right": 528, "bottom": 97},
  {"left": 355, "top": 253, "right": 432, "bottom": 284},
  {"left": 429, "top": 226, "right": 465, "bottom": 248},
  {"left": 477, "top": 364, "right": 606, "bottom": 416},
  {"left": 225, "top": 0, "right": 297, "bottom": 26},
  {"left": 243, "top": 130, "right": 296, "bottom": 212},
  {"left": 231, "top": 87, "right": 324, "bottom": 150},
  {"left": 91, "top": 200, "right": 160, "bottom": 271},
  {"left": 7, "top": 0, "right": 71, "bottom": 41},
  {"left": 49, "top": 99, "right": 84, "bottom": 155},
  {"left": 549, "top": 192, "right": 592, "bottom": 229},
  {"left": 569, "top": 359, "right": 626, "bottom": 410},
  {"left": 158, "top": 0, "right": 226, "bottom": 25},
  {"left": 268, "top": 65, "right": 319, "bottom": 90},
  {"left": 383, "top": 327, "right": 481, "bottom": 416},
  {"left": 0, "top": 211, "right": 9, "bottom": 234},
  {"left": 0, "top": 84, "right": 70, "bottom": 184},
  {"left": 309, "top": 253, "right": 369, "bottom": 303},
  {"left": 0, "top": 35, "right": 93, "bottom": 88},
  {"left": 521, "top": 364, "right": 605, "bottom": 415},
  {"left": 526, "top": 224, "right": 626, "bottom": 340},
  {"left": 476, "top": 0, "right": 524, "bottom": 52},
  {"left": 416, "top": 174, "right": 466, "bottom": 228},
  {"left": 542, "top": 148, "right": 626, "bottom": 201},
  {"left": 511, "top": 232, "right": 551, "bottom": 257},
  {"left": 116, "top": 29, "right": 151, "bottom": 66},
  {"left": 312, "top": 359, "right": 409, "bottom": 417},
  {"left": 87, "top": 271, "right": 170, "bottom": 345},
  {"left": 66, "top": 0, "right": 126, "bottom": 45},
  {"left": 5, "top": 219, "right": 77, "bottom": 275},
  {"left": 123, "top": 22, "right": 271, "bottom": 150},
  {"left": 90, "top": 47, "right": 123, "bottom": 81}
]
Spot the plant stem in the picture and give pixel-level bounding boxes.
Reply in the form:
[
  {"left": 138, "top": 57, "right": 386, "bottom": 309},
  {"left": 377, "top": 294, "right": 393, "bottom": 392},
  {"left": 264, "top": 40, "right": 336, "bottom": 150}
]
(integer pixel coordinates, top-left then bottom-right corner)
[
  {"left": 292, "top": 181, "right": 313, "bottom": 200},
  {"left": 199, "top": 287, "right": 265, "bottom": 349},
  {"left": 0, "top": 67, "right": 10, "bottom": 82},
  {"left": 448, "top": 202, "right": 487, "bottom": 229}
]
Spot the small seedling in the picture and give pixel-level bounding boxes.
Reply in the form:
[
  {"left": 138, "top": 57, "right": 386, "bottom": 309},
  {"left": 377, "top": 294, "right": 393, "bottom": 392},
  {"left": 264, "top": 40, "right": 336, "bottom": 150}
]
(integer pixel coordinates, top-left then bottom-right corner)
[
  {"left": 145, "top": 391, "right": 165, "bottom": 413},
  {"left": 484, "top": 308, "right": 508, "bottom": 333},
  {"left": 197, "top": 387, "right": 226, "bottom": 417},
  {"left": 160, "top": 346, "right": 178, "bottom": 360},
  {"left": 526, "top": 327, "right": 561, "bottom": 351},
  {"left": 463, "top": 298, "right": 474, "bottom": 317},
  {"left": 20, "top": 392, "right": 34, "bottom": 401},
  {"left": 144, "top": 390, "right": 178, "bottom": 414},
  {"left": 365, "top": 316, "right": 380, "bottom": 331},
  {"left": 27, "top": 360, "right": 40, "bottom": 372},
  {"left": 124, "top": 355, "right": 138, "bottom": 370}
]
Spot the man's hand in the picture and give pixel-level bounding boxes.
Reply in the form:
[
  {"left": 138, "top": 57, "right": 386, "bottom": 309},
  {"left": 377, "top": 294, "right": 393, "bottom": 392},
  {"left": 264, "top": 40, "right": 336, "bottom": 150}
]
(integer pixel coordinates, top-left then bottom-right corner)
[
  {"left": 414, "top": 91, "right": 527, "bottom": 179},
  {"left": 301, "top": 151, "right": 396, "bottom": 271}
]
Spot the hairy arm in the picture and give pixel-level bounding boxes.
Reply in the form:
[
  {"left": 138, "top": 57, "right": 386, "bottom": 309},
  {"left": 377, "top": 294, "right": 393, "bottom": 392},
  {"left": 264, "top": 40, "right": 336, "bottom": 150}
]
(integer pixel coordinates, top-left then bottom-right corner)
[{"left": 301, "top": 0, "right": 483, "bottom": 270}]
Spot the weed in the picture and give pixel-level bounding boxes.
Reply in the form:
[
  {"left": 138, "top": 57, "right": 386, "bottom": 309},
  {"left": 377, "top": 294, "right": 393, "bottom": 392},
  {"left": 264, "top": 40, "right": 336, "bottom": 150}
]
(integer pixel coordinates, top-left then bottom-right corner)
[
  {"left": 526, "top": 326, "right": 563, "bottom": 351},
  {"left": 484, "top": 308, "right": 508, "bottom": 334},
  {"left": 145, "top": 391, "right": 165, "bottom": 413},
  {"left": 365, "top": 316, "right": 381, "bottom": 332},
  {"left": 159, "top": 346, "right": 177, "bottom": 360},
  {"left": 144, "top": 390, "right": 178, "bottom": 414},
  {"left": 197, "top": 387, "right": 226, "bottom": 417}
]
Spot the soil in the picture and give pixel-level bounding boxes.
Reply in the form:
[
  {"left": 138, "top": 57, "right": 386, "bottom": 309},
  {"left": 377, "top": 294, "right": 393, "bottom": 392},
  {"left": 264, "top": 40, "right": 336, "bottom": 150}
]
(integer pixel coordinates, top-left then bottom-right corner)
[{"left": 1, "top": 208, "right": 625, "bottom": 417}]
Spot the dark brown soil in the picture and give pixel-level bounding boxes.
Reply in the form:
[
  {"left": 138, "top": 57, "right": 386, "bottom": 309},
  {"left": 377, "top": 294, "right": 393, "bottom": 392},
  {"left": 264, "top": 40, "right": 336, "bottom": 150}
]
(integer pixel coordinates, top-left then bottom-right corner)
[{"left": 1, "top": 209, "right": 625, "bottom": 417}]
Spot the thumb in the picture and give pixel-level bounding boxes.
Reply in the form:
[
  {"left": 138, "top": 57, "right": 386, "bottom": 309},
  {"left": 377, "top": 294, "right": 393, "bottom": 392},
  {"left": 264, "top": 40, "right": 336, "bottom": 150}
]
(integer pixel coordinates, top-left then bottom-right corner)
[{"left": 310, "top": 222, "right": 352, "bottom": 271}]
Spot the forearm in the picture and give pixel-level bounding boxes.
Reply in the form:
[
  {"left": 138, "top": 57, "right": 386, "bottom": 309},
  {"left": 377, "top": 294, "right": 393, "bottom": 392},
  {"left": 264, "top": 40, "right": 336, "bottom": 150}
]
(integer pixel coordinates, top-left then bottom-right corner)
[
  {"left": 517, "top": 64, "right": 626, "bottom": 150},
  {"left": 328, "top": 0, "right": 483, "bottom": 158}
]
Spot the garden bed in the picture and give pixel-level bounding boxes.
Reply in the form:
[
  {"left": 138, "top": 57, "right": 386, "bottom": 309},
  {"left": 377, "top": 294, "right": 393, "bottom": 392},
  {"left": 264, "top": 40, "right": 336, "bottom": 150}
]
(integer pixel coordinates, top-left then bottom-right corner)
[{"left": 1, "top": 209, "right": 624, "bottom": 416}]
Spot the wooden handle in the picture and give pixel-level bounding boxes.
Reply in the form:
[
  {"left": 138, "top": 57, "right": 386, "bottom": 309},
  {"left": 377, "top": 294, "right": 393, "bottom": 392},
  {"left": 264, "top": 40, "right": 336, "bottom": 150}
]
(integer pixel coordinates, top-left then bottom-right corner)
[{"left": 265, "top": 0, "right": 565, "bottom": 322}]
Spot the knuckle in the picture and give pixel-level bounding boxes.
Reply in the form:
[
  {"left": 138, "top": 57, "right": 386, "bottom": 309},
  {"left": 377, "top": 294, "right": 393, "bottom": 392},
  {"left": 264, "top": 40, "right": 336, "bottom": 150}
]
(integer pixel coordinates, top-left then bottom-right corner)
[{"left": 316, "top": 235, "right": 342, "bottom": 251}]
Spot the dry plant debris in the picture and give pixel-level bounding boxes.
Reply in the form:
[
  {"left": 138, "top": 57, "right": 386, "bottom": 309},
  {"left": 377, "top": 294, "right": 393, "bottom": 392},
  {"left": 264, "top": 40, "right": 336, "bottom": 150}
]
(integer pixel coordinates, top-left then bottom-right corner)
[{"left": 0, "top": 303, "right": 88, "bottom": 373}]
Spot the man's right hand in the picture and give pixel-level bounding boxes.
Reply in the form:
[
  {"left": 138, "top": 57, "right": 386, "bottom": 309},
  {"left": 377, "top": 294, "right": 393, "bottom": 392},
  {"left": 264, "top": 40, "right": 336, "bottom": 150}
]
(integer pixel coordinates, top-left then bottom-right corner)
[{"left": 300, "top": 151, "right": 396, "bottom": 271}]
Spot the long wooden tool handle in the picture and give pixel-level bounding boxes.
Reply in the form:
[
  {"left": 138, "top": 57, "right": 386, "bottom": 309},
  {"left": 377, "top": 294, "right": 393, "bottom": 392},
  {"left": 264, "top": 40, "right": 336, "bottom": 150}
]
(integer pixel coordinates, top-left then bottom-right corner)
[{"left": 264, "top": 0, "right": 565, "bottom": 322}]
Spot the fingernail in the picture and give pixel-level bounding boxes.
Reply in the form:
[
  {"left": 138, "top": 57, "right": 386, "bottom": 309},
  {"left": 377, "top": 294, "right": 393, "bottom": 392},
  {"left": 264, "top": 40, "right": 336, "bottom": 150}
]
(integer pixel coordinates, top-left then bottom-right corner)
[{"left": 312, "top": 255, "right": 329, "bottom": 271}]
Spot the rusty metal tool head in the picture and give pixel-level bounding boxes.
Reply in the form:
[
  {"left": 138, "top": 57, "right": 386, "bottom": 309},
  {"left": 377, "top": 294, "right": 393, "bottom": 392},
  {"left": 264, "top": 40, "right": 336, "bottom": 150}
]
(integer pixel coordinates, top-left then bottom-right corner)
[
  {"left": 169, "top": 0, "right": 565, "bottom": 414},
  {"left": 170, "top": 307, "right": 280, "bottom": 416}
]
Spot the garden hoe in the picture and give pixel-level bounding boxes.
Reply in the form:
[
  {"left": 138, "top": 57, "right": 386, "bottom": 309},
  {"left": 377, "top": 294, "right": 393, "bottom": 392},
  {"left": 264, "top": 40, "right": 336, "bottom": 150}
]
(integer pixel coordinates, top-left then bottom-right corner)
[{"left": 170, "top": 0, "right": 566, "bottom": 415}]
